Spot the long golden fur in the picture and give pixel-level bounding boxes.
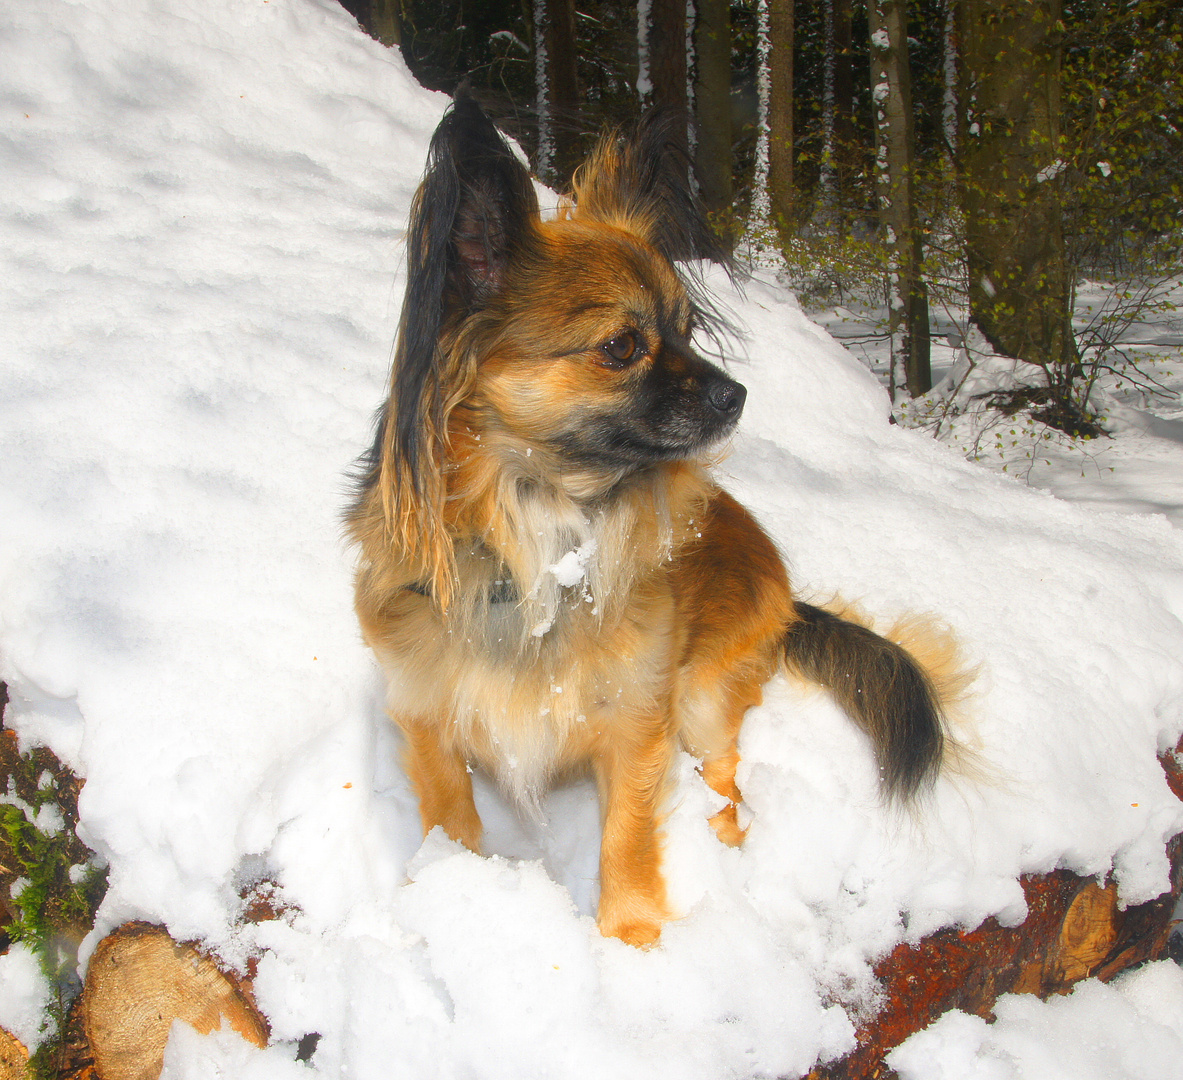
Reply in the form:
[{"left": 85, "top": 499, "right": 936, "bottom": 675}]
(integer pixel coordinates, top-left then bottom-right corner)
[{"left": 349, "top": 93, "right": 959, "bottom": 946}]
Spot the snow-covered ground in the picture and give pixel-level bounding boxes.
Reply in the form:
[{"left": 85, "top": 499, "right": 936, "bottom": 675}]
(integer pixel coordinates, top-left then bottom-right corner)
[
  {"left": 2, "top": 1, "right": 1183, "bottom": 1077},
  {"left": 814, "top": 281, "right": 1183, "bottom": 525}
]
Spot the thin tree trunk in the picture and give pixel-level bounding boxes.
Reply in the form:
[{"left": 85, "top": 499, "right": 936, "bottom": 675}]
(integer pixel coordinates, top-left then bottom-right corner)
[
  {"left": 869, "top": 0, "right": 931, "bottom": 398},
  {"left": 768, "top": 0, "right": 794, "bottom": 240},
  {"left": 820, "top": 0, "right": 836, "bottom": 217},
  {"left": 534, "top": 0, "right": 554, "bottom": 184},
  {"left": 637, "top": 0, "right": 652, "bottom": 101},
  {"left": 942, "top": 0, "right": 958, "bottom": 166},
  {"left": 545, "top": 0, "right": 580, "bottom": 180},
  {"left": 750, "top": 0, "right": 771, "bottom": 233},
  {"left": 831, "top": 0, "right": 854, "bottom": 225},
  {"left": 693, "top": 0, "right": 732, "bottom": 222}
]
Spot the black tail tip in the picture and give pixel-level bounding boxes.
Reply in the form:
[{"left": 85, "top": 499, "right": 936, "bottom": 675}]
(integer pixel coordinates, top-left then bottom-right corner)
[{"left": 784, "top": 602, "right": 947, "bottom": 803}]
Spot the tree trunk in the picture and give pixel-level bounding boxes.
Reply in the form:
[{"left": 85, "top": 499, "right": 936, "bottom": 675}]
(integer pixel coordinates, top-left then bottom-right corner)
[
  {"left": 831, "top": 0, "right": 855, "bottom": 219},
  {"left": 368, "top": 0, "right": 401, "bottom": 47},
  {"left": 869, "top": 0, "right": 931, "bottom": 398},
  {"left": 544, "top": 0, "right": 581, "bottom": 182},
  {"left": 768, "top": 0, "right": 794, "bottom": 240},
  {"left": 957, "top": 0, "right": 1077, "bottom": 372},
  {"left": 533, "top": 0, "right": 555, "bottom": 184},
  {"left": 693, "top": 0, "right": 733, "bottom": 223},
  {"left": 749, "top": 0, "right": 772, "bottom": 234},
  {"left": 648, "top": 0, "right": 689, "bottom": 117}
]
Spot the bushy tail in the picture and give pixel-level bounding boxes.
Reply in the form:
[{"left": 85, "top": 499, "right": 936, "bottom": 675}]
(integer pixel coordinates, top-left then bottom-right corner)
[{"left": 782, "top": 602, "right": 948, "bottom": 800}]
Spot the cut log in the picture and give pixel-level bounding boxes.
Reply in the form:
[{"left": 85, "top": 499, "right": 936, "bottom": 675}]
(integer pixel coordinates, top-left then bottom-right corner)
[
  {"left": 810, "top": 738, "right": 1183, "bottom": 1079},
  {"left": 0, "top": 1028, "right": 29, "bottom": 1080},
  {"left": 81, "top": 922, "right": 267, "bottom": 1080}
]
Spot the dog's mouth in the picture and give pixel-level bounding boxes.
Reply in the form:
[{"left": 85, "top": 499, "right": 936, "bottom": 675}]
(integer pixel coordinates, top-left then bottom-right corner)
[{"left": 553, "top": 373, "right": 747, "bottom": 468}]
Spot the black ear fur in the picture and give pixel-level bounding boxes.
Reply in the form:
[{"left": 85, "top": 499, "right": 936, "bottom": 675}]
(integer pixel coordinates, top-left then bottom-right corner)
[
  {"left": 571, "top": 110, "right": 739, "bottom": 357},
  {"left": 391, "top": 90, "right": 539, "bottom": 492},
  {"left": 573, "top": 109, "right": 732, "bottom": 269}
]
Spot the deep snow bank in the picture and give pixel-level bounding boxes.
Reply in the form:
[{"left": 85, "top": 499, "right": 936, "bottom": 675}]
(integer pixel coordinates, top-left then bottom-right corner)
[{"left": 2, "top": 1, "right": 1183, "bottom": 1076}]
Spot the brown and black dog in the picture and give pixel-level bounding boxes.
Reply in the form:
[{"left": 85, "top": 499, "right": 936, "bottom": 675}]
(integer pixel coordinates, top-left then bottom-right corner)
[{"left": 349, "top": 93, "right": 956, "bottom": 946}]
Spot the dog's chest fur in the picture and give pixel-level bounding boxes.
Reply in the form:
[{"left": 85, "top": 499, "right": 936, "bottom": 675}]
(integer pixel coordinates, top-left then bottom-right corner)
[{"left": 374, "top": 463, "right": 712, "bottom": 804}]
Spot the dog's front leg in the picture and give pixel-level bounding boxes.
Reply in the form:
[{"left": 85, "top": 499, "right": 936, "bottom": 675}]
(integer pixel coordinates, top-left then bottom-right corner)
[
  {"left": 593, "top": 720, "right": 675, "bottom": 947},
  {"left": 399, "top": 718, "right": 483, "bottom": 853}
]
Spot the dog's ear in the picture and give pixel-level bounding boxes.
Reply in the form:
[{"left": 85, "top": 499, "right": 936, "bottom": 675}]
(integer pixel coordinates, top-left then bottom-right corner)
[
  {"left": 375, "top": 91, "right": 540, "bottom": 606},
  {"left": 435, "top": 91, "right": 541, "bottom": 306},
  {"left": 570, "top": 110, "right": 730, "bottom": 268},
  {"left": 397, "top": 91, "right": 540, "bottom": 446}
]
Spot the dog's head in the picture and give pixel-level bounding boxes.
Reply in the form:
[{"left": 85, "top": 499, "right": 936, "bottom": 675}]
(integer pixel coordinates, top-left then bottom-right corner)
[{"left": 361, "top": 92, "right": 744, "bottom": 603}]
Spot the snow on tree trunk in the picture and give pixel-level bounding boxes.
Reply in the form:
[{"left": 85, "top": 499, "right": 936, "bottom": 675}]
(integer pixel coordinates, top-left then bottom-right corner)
[
  {"left": 747, "top": 0, "right": 771, "bottom": 252},
  {"left": 534, "top": 0, "right": 554, "bottom": 185},
  {"left": 942, "top": 0, "right": 958, "bottom": 164},
  {"left": 685, "top": 0, "right": 697, "bottom": 163},
  {"left": 819, "top": 0, "right": 836, "bottom": 218},
  {"left": 636, "top": 0, "right": 652, "bottom": 102},
  {"left": 869, "top": 0, "right": 930, "bottom": 399}
]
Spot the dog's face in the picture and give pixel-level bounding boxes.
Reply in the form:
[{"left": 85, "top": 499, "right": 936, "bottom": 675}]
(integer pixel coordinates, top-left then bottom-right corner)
[
  {"left": 467, "top": 221, "right": 746, "bottom": 473},
  {"left": 360, "top": 96, "right": 745, "bottom": 598}
]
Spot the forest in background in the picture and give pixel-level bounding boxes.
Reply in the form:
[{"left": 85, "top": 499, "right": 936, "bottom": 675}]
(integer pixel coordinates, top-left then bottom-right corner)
[{"left": 337, "top": 0, "right": 1182, "bottom": 427}]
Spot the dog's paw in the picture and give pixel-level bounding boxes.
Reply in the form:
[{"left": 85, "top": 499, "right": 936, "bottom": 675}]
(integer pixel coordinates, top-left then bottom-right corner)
[
  {"left": 598, "top": 913, "right": 665, "bottom": 948},
  {"left": 708, "top": 801, "right": 747, "bottom": 846},
  {"left": 596, "top": 893, "right": 669, "bottom": 948}
]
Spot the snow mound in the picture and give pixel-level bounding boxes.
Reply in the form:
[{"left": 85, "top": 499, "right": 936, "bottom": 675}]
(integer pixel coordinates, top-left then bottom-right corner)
[{"left": 2, "top": 1, "right": 1183, "bottom": 1076}]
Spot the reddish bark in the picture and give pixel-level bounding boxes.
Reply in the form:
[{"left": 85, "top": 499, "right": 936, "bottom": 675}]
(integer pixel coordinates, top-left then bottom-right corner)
[{"left": 812, "top": 738, "right": 1183, "bottom": 1079}]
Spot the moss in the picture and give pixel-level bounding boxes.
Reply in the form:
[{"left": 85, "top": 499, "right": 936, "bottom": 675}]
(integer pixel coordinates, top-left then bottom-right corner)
[{"left": 1, "top": 683, "right": 108, "bottom": 1078}]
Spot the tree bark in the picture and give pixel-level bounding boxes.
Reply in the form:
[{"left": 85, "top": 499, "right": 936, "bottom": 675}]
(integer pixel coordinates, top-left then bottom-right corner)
[
  {"left": 648, "top": 0, "right": 689, "bottom": 118},
  {"left": 693, "top": 0, "right": 733, "bottom": 223},
  {"left": 544, "top": 0, "right": 581, "bottom": 181},
  {"left": 768, "top": 0, "right": 794, "bottom": 240},
  {"left": 869, "top": 0, "right": 931, "bottom": 397},
  {"left": 831, "top": 0, "right": 855, "bottom": 212},
  {"left": 957, "top": 0, "right": 1077, "bottom": 372},
  {"left": 533, "top": 0, "right": 555, "bottom": 183},
  {"left": 810, "top": 737, "right": 1183, "bottom": 1079},
  {"left": 368, "top": 0, "right": 401, "bottom": 47}
]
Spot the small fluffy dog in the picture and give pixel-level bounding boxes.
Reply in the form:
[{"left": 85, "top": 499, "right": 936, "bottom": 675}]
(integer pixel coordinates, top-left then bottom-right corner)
[{"left": 350, "top": 93, "right": 955, "bottom": 946}]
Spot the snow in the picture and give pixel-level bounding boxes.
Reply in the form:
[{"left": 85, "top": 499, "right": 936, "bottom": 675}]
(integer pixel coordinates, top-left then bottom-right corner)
[
  {"left": 888, "top": 961, "right": 1183, "bottom": 1080},
  {"left": 0, "top": 944, "right": 52, "bottom": 1051},
  {"left": 1, "top": 0, "right": 1182, "bottom": 1076}
]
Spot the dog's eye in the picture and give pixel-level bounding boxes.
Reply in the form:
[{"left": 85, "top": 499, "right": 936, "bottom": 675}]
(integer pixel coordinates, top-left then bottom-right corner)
[{"left": 602, "top": 330, "right": 641, "bottom": 367}]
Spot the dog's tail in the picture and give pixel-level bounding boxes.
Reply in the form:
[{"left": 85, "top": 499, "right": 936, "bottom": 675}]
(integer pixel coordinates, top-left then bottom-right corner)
[{"left": 782, "top": 602, "right": 958, "bottom": 800}]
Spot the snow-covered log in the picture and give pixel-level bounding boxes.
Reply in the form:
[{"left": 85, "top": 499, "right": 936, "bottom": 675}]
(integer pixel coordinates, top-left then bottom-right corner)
[{"left": 810, "top": 739, "right": 1183, "bottom": 1079}]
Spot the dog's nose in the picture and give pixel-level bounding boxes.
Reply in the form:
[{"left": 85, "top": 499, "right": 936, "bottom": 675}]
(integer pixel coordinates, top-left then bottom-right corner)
[{"left": 707, "top": 377, "right": 746, "bottom": 419}]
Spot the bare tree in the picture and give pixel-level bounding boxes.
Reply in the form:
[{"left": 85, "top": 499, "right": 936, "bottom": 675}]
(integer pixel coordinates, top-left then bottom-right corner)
[{"left": 869, "top": 0, "right": 931, "bottom": 397}]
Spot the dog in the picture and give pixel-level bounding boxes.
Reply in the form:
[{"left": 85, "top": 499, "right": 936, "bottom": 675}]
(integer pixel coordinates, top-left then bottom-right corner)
[{"left": 349, "top": 92, "right": 957, "bottom": 946}]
